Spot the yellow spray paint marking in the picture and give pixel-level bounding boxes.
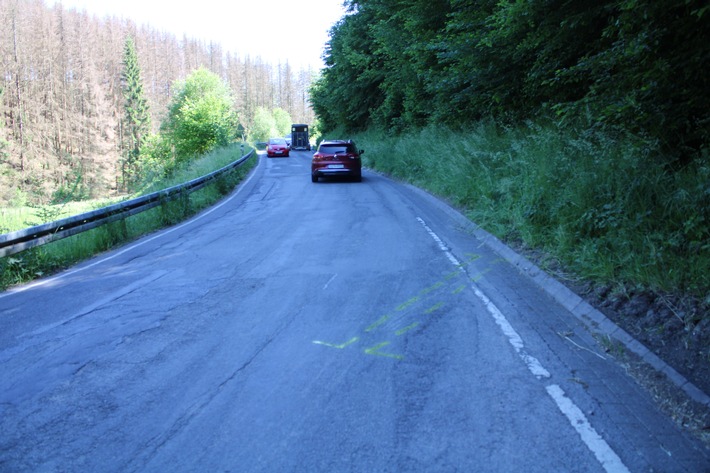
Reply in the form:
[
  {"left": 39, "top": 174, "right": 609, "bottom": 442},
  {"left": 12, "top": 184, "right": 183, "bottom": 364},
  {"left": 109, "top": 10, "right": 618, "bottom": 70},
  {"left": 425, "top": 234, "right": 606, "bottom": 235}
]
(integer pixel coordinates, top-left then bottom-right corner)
[
  {"left": 470, "top": 268, "right": 491, "bottom": 282},
  {"left": 464, "top": 253, "right": 482, "bottom": 262},
  {"left": 395, "top": 322, "right": 420, "bottom": 336},
  {"left": 419, "top": 281, "right": 445, "bottom": 296},
  {"left": 424, "top": 302, "right": 444, "bottom": 314},
  {"left": 365, "top": 315, "right": 390, "bottom": 332},
  {"left": 396, "top": 296, "right": 420, "bottom": 312},
  {"left": 364, "top": 342, "right": 404, "bottom": 360},
  {"left": 452, "top": 284, "right": 466, "bottom": 295},
  {"left": 312, "top": 337, "right": 359, "bottom": 349},
  {"left": 444, "top": 270, "right": 461, "bottom": 280},
  {"left": 314, "top": 254, "right": 484, "bottom": 360}
]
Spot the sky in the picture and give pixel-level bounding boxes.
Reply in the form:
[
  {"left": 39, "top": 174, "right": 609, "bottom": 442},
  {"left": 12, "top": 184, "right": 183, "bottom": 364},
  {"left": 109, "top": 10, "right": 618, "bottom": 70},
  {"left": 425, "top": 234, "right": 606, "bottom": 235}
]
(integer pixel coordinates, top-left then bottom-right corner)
[{"left": 47, "top": 0, "right": 347, "bottom": 70}]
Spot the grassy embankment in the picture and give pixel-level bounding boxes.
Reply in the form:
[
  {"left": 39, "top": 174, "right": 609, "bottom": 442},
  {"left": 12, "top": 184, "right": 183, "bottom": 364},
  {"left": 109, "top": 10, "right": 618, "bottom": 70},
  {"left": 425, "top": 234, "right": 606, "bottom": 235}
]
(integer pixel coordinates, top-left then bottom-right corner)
[
  {"left": 0, "top": 143, "right": 256, "bottom": 290},
  {"left": 353, "top": 121, "right": 709, "bottom": 302}
]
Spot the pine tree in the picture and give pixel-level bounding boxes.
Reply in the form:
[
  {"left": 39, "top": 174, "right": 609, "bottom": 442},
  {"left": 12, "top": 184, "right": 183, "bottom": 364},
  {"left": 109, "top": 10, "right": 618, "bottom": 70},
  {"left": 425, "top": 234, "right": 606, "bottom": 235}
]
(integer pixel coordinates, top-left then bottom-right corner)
[{"left": 121, "top": 36, "right": 151, "bottom": 186}]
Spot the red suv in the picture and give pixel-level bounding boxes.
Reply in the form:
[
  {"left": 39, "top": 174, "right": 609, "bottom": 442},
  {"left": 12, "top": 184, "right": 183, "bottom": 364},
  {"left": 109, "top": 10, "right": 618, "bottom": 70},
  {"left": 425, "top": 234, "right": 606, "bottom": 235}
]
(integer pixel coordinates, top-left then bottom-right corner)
[{"left": 311, "top": 140, "right": 363, "bottom": 182}]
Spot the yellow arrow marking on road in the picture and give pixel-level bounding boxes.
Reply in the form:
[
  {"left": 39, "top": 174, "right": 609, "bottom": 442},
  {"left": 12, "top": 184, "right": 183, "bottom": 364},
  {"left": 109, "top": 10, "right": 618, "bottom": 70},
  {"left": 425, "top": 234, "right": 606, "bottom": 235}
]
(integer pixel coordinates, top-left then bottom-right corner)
[
  {"left": 444, "top": 270, "right": 461, "bottom": 280},
  {"left": 470, "top": 268, "right": 491, "bottom": 282},
  {"left": 419, "top": 281, "right": 445, "bottom": 296},
  {"left": 464, "top": 253, "right": 482, "bottom": 262}
]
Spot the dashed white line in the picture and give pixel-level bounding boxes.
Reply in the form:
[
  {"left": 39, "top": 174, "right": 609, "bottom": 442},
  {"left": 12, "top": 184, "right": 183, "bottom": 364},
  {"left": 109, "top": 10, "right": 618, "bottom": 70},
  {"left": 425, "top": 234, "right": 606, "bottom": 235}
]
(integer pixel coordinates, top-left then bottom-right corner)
[
  {"left": 468, "top": 282, "right": 551, "bottom": 379},
  {"left": 546, "top": 384, "right": 630, "bottom": 473},
  {"left": 417, "top": 216, "right": 629, "bottom": 473},
  {"left": 417, "top": 217, "right": 549, "bottom": 378}
]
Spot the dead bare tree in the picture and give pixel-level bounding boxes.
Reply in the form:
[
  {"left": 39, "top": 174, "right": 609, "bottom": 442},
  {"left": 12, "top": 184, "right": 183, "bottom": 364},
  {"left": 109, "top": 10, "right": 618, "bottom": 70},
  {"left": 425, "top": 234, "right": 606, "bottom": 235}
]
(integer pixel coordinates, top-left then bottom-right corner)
[{"left": 0, "top": 0, "right": 317, "bottom": 206}]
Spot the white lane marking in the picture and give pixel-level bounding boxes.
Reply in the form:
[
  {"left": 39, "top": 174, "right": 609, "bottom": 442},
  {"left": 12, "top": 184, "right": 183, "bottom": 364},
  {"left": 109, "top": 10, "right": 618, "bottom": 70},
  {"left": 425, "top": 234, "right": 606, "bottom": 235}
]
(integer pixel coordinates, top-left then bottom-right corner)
[
  {"left": 417, "top": 217, "right": 548, "bottom": 378},
  {"left": 546, "top": 385, "right": 630, "bottom": 473},
  {"left": 323, "top": 274, "right": 338, "bottom": 290},
  {"left": 469, "top": 282, "right": 551, "bottom": 379},
  {"left": 0, "top": 164, "right": 260, "bottom": 300},
  {"left": 416, "top": 217, "right": 459, "bottom": 266},
  {"left": 417, "top": 216, "right": 629, "bottom": 473}
]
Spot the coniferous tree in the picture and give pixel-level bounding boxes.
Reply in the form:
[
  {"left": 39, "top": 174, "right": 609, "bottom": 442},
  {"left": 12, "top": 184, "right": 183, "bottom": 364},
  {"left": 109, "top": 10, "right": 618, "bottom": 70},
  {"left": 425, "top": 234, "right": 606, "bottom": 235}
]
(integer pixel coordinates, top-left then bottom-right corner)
[{"left": 121, "top": 36, "right": 151, "bottom": 185}]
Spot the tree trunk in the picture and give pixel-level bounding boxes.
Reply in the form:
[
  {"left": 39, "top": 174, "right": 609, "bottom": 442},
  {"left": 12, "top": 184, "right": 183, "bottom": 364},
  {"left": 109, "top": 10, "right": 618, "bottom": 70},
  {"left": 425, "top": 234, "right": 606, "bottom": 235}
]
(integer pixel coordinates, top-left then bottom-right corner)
[{"left": 11, "top": 3, "right": 25, "bottom": 173}]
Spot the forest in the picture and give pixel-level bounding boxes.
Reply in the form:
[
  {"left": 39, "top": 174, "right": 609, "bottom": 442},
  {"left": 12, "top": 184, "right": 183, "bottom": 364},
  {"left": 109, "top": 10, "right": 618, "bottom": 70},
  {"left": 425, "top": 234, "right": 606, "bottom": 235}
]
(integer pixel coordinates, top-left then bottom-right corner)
[
  {"left": 0, "top": 0, "right": 316, "bottom": 207},
  {"left": 312, "top": 0, "right": 709, "bottom": 159}
]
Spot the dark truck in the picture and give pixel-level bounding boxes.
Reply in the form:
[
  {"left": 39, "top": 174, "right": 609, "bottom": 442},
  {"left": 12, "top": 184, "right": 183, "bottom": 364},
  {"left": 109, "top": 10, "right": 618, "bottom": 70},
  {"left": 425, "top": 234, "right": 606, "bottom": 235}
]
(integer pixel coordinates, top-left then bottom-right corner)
[{"left": 290, "top": 124, "right": 310, "bottom": 150}]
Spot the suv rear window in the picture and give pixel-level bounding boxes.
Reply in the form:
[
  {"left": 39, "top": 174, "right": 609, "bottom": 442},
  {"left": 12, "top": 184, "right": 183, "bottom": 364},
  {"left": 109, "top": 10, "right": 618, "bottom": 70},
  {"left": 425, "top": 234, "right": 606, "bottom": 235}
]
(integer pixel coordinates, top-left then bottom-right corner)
[{"left": 319, "top": 144, "right": 356, "bottom": 154}]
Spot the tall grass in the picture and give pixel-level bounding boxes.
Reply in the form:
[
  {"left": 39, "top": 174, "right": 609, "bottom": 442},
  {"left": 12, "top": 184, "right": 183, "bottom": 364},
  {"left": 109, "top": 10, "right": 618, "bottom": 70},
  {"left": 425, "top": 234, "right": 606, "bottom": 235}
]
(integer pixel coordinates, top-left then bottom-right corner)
[
  {"left": 355, "top": 121, "right": 709, "bottom": 298},
  {"left": 0, "top": 144, "right": 255, "bottom": 289}
]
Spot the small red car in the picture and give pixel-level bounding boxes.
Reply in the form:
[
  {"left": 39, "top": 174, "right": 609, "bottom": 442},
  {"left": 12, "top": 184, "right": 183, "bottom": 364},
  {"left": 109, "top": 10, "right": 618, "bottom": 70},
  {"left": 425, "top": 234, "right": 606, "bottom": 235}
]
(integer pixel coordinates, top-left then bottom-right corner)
[
  {"left": 266, "top": 138, "right": 289, "bottom": 157},
  {"left": 311, "top": 140, "right": 363, "bottom": 182}
]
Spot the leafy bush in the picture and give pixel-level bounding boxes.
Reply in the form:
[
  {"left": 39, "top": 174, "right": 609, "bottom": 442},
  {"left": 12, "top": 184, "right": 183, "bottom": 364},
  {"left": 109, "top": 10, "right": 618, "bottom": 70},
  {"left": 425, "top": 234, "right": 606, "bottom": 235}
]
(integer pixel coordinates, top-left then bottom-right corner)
[
  {"left": 250, "top": 107, "right": 293, "bottom": 142},
  {"left": 133, "top": 133, "right": 176, "bottom": 190},
  {"left": 163, "top": 68, "right": 239, "bottom": 163}
]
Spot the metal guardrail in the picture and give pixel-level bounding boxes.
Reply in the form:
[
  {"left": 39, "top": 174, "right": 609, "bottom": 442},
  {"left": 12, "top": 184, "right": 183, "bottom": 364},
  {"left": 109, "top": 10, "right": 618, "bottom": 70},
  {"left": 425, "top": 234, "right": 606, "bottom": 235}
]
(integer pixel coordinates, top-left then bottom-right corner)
[{"left": 0, "top": 150, "right": 255, "bottom": 258}]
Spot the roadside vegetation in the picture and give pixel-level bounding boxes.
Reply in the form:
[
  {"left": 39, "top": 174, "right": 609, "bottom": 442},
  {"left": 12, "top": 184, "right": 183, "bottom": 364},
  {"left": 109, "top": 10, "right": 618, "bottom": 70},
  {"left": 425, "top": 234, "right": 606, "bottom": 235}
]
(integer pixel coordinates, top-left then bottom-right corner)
[
  {"left": 0, "top": 143, "right": 255, "bottom": 290},
  {"left": 354, "top": 123, "right": 709, "bottom": 298}
]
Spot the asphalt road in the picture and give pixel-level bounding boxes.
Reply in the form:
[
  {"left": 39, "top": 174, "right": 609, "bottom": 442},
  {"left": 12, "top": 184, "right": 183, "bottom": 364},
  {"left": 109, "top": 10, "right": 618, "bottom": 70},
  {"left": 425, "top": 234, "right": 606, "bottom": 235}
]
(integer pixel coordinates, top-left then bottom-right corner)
[{"left": 1, "top": 151, "right": 708, "bottom": 472}]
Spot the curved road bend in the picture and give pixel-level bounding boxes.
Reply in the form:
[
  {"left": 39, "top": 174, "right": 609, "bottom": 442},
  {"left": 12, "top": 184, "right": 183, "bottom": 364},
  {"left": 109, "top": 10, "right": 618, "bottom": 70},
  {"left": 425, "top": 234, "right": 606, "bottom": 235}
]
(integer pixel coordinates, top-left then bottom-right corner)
[{"left": 1, "top": 150, "right": 708, "bottom": 472}]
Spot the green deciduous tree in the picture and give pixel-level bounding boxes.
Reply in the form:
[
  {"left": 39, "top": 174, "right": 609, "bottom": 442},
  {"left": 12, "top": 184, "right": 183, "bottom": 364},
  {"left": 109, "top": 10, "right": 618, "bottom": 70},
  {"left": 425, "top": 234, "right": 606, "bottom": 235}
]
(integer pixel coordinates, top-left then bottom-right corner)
[
  {"left": 250, "top": 107, "right": 277, "bottom": 142},
  {"left": 272, "top": 107, "right": 292, "bottom": 137},
  {"left": 164, "top": 68, "right": 239, "bottom": 163},
  {"left": 311, "top": 3, "right": 385, "bottom": 132},
  {"left": 564, "top": 0, "right": 710, "bottom": 158},
  {"left": 368, "top": 0, "right": 451, "bottom": 130}
]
